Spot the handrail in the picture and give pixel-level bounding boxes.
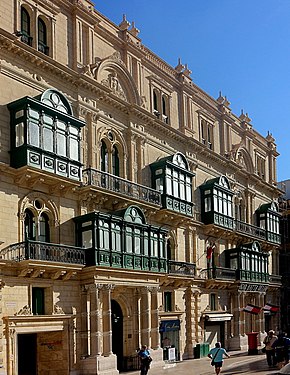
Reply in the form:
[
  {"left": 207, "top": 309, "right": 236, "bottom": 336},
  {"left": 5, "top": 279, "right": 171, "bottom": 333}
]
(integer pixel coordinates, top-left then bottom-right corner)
[
  {"left": 82, "top": 168, "right": 161, "bottom": 206},
  {"left": 0, "top": 240, "right": 85, "bottom": 265}
]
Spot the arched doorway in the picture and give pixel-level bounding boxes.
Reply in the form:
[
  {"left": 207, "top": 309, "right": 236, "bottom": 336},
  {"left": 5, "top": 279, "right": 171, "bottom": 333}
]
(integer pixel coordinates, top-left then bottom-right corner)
[{"left": 111, "top": 299, "right": 123, "bottom": 370}]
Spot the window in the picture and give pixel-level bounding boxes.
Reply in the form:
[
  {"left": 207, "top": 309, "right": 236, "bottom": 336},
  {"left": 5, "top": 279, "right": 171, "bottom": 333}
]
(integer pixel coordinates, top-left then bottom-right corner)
[
  {"left": 20, "top": 7, "right": 32, "bottom": 46},
  {"left": 164, "top": 291, "right": 172, "bottom": 312},
  {"left": 99, "top": 220, "right": 110, "bottom": 250},
  {"left": 112, "top": 145, "right": 120, "bottom": 176},
  {"left": 24, "top": 209, "right": 36, "bottom": 241},
  {"left": 200, "top": 118, "right": 213, "bottom": 149},
  {"left": 38, "top": 213, "right": 50, "bottom": 242},
  {"left": 101, "top": 140, "right": 109, "bottom": 172},
  {"left": 256, "top": 155, "right": 266, "bottom": 179},
  {"left": 38, "top": 18, "right": 49, "bottom": 55},
  {"left": 32, "top": 287, "right": 45, "bottom": 315},
  {"left": 152, "top": 88, "right": 170, "bottom": 124},
  {"left": 210, "top": 293, "right": 217, "bottom": 311},
  {"left": 23, "top": 201, "right": 51, "bottom": 243},
  {"left": 100, "top": 133, "right": 122, "bottom": 177}
]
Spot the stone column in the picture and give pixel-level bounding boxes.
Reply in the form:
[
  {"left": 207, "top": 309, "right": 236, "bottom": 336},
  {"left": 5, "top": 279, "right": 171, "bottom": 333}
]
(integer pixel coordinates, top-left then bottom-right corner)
[
  {"left": 232, "top": 292, "right": 242, "bottom": 337},
  {"left": 240, "top": 292, "right": 246, "bottom": 335},
  {"left": 0, "top": 281, "right": 5, "bottom": 372},
  {"left": 194, "top": 291, "right": 202, "bottom": 342},
  {"left": 102, "top": 284, "right": 114, "bottom": 356},
  {"left": 89, "top": 284, "right": 102, "bottom": 356},
  {"left": 183, "top": 288, "right": 195, "bottom": 359},
  {"left": 140, "top": 287, "right": 150, "bottom": 347},
  {"left": 80, "top": 285, "right": 89, "bottom": 356},
  {"left": 133, "top": 289, "right": 141, "bottom": 349},
  {"left": 149, "top": 287, "right": 159, "bottom": 349}
]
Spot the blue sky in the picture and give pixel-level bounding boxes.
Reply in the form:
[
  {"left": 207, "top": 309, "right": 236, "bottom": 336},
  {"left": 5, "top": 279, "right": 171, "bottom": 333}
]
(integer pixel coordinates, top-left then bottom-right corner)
[{"left": 94, "top": 1, "right": 290, "bottom": 182}]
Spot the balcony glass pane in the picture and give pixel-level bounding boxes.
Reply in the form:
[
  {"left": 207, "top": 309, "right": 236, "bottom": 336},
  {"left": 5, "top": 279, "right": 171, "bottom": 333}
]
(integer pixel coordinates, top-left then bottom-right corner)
[
  {"left": 126, "top": 227, "right": 133, "bottom": 253},
  {"left": 173, "top": 170, "right": 178, "bottom": 197},
  {"left": 112, "top": 223, "right": 121, "bottom": 252},
  {"left": 69, "top": 136, "right": 78, "bottom": 160},
  {"left": 151, "top": 232, "right": 158, "bottom": 257},
  {"left": 82, "top": 230, "right": 92, "bottom": 249},
  {"left": 99, "top": 220, "right": 109, "bottom": 250},
  {"left": 29, "top": 120, "right": 39, "bottom": 147},
  {"left": 15, "top": 122, "right": 24, "bottom": 147},
  {"left": 144, "top": 232, "right": 149, "bottom": 255},
  {"left": 43, "top": 126, "right": 53, "bottom": 152},
  {"left": 180, "top": 174, "right": 185, "bottom": 200},
  {"left": 57, "top": 132, "right": 66, "bottom": 156},
  {"left": 134, "top": 229, "right": 141, "bottom": 254},
  {"left": 186, "top": 176, "right": 192, "bottom": 202}
]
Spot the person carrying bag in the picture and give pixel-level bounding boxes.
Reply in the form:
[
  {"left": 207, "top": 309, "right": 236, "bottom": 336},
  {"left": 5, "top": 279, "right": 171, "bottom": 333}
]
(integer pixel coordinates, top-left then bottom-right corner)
[{"left": 208, "top": 342, "right": 230, "bottom": 375}]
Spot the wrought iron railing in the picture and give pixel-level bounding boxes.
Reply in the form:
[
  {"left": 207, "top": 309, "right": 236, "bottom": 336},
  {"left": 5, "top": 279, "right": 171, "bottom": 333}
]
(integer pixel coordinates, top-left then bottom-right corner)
[
  {"left": 269, "top": 274, "right": 282, "bottom": 284},
  {"left": 198, "top": 267, "right": 236, "bottom": 280},
  {"left": 0, "top": 240, "right": 85, "bottom": 265},
  {"left": 235, "top": 220, "right": 266, "bottom": 240},
  {"left": 82, "top": 168, "right": 161, "bottom": 206},
  {"left": 168, "top": 260, "right": 196, "bottom": 276}
]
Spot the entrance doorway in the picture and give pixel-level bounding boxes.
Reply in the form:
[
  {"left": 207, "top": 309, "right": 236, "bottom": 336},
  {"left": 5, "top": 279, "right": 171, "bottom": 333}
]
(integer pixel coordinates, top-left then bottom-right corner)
[
  {"left": 18, "top": 333, "right": 37, "bottom": 375},
  {"left": 111, "top": 299, "right": 123, "bottom": 370}
]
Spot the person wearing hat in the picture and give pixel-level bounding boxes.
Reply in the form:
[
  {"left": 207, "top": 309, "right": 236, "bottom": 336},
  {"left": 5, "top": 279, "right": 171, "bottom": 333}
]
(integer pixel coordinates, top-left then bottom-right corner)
[{"left": 263, "top": 330, "right": 277, "bottom": 367}]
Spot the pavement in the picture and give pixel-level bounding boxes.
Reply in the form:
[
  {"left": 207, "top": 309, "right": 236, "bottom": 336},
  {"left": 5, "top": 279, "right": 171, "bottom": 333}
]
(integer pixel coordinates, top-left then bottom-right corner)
[{"left": 121, "top": 350, "right": 285, "bottom": 375}]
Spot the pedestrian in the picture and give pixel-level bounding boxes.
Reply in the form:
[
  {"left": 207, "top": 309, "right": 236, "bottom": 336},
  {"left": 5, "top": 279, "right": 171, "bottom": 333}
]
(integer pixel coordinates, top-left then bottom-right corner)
[
  {"left": 208, "top": 342, "right": 230, "bottom": 375},
  {"left": 138, "top": 345, "right": 152, "bottom": 375},
  {"left": 272, "top": 332, "right": 290, "bottom": 369},
  {"left": 263, "top": 329, "right": 278, "bottom": 367}
]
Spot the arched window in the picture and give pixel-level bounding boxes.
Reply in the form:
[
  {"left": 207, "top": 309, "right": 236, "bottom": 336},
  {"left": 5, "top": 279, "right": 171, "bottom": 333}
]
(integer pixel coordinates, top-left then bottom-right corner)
[
  {"left": 38, "top": 18, "right": 49, "bottom": 55},
  {"left": 22, "top": 200, "right": 53, "bottom": 243},
  {"left": 101, "top": 141, "right": 109, "bottom": 172},
  {"left": 99, "top": 132, "right": 123, "bottom": 178},
  {"left": 21, "top": 7, "right": 32, "bottom": 46},
  {"left": 153, "top": 90, "right": 159, "bottom": 116},
  {"left": 24, "top": 209, "right": 36, "bottom": 241},
  {"left": 162, "top": 95, "right": 168, "bottom": 123},
  {"left": 112, "top": 145, "right": 120, "bottom": 177},
  {"left": 39, "top": 213, "right": 50, "bottom": 242}
]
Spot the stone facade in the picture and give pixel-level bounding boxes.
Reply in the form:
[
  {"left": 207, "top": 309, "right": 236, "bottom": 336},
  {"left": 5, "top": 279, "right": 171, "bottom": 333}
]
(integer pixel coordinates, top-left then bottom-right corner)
[{"left": 0, "top": 0, "right": 282, "bottom": 374}]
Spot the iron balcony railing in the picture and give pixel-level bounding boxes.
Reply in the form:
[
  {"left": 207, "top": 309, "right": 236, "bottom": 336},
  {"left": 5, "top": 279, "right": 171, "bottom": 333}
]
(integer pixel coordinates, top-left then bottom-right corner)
[
  {"left": 198, "top": 267, "right": 272, "bottom": 282},
  {"left": 168, "top": 260, "right": 196, "bottom": 276},
  {"left": 0, "top": 240, "right": 85, "bottom": 265},
  {"left": 82, "top": 168, "right": 161, "bottom": 206},
  {"left": 209, "top": 213, "right": 281, "bottom": 244},
  {"left": 269, "top": 274, "right": 282, "bottom": 284},
  {"left": 235, "top": 220, "right": 266, "bottom": 240},
  {"left": 198, "top": 267, "right": 236, "bottom": 280}
]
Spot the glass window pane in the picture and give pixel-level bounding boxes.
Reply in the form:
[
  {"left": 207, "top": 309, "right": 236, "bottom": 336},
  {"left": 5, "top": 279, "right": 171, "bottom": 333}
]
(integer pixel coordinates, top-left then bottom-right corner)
[
  {"left": 57, "top": 133, "right": 66, "bottom": 156},
  {"left": 69, "top": 136, "right": 78, "bottom": 160},
  {"left": 180, "top": 174, "right": 185, "bottom": 200},
  {"left": 43, "top": 127, "right": 53, "bottom": 152},
  {"left": 166, "top": 171, "right": 172, "bottom": 195},
  {"left": 29, "top": 121, "right": 39, "bottom": 147},
  {"left": 173, "top": 170, "right": 179, "bottom": 198},
  {"left": 15, "top": 122, "right": 24, "bottom": 147},
  {"left": 82, "top": 230, "right": 92, "bottom": 248}
]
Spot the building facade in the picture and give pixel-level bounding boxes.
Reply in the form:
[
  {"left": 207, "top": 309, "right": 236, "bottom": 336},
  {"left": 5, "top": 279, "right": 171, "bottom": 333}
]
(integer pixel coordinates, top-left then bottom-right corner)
[{"left": 0, "top": 1, "right": 282, "bottom": 374}]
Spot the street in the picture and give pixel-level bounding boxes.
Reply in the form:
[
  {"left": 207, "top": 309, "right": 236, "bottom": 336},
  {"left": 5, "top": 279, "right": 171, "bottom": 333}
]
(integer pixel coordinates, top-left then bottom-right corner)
[{"left": 124, "top": 351, "right": 282, "bottom": 375}]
